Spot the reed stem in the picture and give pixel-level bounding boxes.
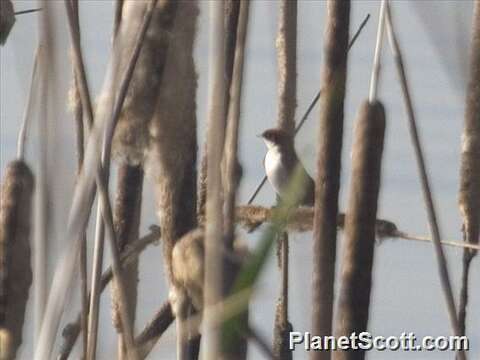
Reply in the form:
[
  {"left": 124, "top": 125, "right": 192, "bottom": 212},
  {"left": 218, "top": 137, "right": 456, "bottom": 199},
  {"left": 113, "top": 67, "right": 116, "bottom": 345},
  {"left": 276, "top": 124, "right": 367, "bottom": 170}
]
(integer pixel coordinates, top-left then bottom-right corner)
[
  {"left": 35, "top": 1, "right": 159, "bottom": 358},
  {"left": 273, "top": 1, "right": 297, "bottom": 358},
  {"left": 202, "top": 2, "right": 227, "bottom": 358},
  {"left": 385, "top": 4, "right": 464, "bottom": 359},
  {"left": 311, "top": 3, "right": 350, "bottom": 360},
  {"left": 368, "top": 0, "right": 387, "bottom": 103},
  {"left": 16, "top": 46, "right": 40, "bottom": 160},
  {"left": 457, "top": 0, "right": 480, "bottom": 338}
]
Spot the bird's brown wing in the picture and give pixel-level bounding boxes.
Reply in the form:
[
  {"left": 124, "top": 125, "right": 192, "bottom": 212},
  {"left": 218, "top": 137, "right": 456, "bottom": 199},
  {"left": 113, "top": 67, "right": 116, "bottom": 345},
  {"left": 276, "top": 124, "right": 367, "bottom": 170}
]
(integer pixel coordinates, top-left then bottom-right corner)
[
  {"left": 301, "top": 169, "right": 315, "bottom": 206},
  {"left": 284, "top": 152, "right": 315, "bottom": 206}
]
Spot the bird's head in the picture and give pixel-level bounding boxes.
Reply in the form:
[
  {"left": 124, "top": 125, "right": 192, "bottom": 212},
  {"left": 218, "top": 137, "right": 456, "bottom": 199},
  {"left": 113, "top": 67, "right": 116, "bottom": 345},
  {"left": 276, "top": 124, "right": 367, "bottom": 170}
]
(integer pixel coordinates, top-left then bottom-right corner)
[{"left": 258, "top": 128, "right": 293, "bottom": 150}]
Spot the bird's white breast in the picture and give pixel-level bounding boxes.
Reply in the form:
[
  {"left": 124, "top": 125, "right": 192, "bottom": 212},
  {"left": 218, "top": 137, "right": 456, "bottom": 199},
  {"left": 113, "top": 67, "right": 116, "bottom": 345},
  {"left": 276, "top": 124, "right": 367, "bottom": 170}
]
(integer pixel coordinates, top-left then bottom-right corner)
[{"left": 264, "top": 146, "right": 289, "bottom": 195}]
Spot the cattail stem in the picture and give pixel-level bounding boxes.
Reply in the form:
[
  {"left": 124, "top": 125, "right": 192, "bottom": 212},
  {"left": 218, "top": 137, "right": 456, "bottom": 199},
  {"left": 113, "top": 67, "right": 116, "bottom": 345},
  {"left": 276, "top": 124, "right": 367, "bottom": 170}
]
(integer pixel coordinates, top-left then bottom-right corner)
[
  {"left": 385, "top": 5, "right": 464, "bottom": 358},
  {"left": 73, "top": 61, "right": 89, "bottom": 360},
  {"left": 223, "top": 0, "right": 249, "bottom": 248},
  {"left": 457, "top": 0, "right": 480, "bottom": 338},
  {"left": 16, "top": 46, "right": 40, "bottom": 160},
  {"left": 64, "top": 0, "right": 94, "bottom": 130},
  {"left": 112, "top": 165, "right": 144, "bottom": 359},
  {"left": 333, "top": 101, "right": 385, "bottom": 360},
  {"left": 35, "top": 1, "right": 160, "bottom": 358},
  {"left": 225, "top": 0, "right": 241, "bottom": 108},
  {"left": 67, "top": 2, "right": 89, "bottom": 357},
  {"left": 276, "top": 0, "right": 297, "bottom": 135},
  {"left": 198, "top": 0, "right": 241, "bottom": 222},
  {"left": 202, "top": 2, "right": 227, "bottom": 358},
  {"left": 221, "top": 3, "right": 250, "bottom": 358},
  {"left": 34, "top": 1, "right": 55, "bottom": 348},
  {"left": 311, "top": 3, "right": 350, "bottom": 360},
  {"left": 135, "top": 302, "right": 175, "bottom": 359},
  {"left": 67, "top": 0, "right": 110, "bottom": 351},
  {"left": 113, "top": 0, "right": 124, "bottom": 37},
  {"left": 274, "top": 1, "right": 297, "bottom": 358},
  {"left": 368, "top": 0, "right": 387, "bottom": 103}
]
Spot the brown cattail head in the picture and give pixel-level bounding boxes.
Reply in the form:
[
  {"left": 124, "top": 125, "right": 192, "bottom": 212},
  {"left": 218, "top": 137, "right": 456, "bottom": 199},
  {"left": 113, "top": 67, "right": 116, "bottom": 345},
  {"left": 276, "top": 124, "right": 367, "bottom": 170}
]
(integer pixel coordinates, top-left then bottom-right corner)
[
  {"left": 0, "top": 0, "right": 15, "bottom": 46},
  {"left": 334, "top": 100, "right": 385, "bottom": 360},
  {"left": 145, "top": 0, "right": 198, "bottom": 281},
  {"left": 111, "top": 0, "right": 179, "bottom": 165},
  {"left": 459, "top": 2, "right": 480, "bottom": 247},
  {"left": 0, "top": 160, "right": 34, "bottom": 359}
]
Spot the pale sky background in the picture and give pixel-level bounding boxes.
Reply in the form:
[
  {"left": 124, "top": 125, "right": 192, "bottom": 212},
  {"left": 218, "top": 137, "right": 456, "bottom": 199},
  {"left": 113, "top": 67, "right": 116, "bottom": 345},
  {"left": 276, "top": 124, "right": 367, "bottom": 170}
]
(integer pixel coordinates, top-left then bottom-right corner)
[{"left": 0, "top": 1, "right": 479, "bottom": 359}]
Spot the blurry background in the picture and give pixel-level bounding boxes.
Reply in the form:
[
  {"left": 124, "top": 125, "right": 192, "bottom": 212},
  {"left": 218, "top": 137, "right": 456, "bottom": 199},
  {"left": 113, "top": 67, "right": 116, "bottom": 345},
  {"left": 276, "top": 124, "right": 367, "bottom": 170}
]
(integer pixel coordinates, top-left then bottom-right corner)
[{"left": 0, "top": 0, "right": 478, "bottom": 358}]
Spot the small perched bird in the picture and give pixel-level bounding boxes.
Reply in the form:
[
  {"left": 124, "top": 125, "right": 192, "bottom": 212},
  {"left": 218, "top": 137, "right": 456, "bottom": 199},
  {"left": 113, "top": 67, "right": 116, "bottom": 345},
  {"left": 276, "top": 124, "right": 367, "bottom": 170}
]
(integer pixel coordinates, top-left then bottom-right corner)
[{"left": 259, "top": 128, "right": 315, "bottom": 206}]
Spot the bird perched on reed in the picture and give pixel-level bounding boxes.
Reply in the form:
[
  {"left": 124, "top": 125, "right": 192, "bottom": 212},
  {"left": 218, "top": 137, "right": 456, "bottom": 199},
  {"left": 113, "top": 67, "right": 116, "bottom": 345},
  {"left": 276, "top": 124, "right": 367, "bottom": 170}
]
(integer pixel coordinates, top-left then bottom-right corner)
[{"left": 259, "top": 128, "right": 315, "bottom": 206}]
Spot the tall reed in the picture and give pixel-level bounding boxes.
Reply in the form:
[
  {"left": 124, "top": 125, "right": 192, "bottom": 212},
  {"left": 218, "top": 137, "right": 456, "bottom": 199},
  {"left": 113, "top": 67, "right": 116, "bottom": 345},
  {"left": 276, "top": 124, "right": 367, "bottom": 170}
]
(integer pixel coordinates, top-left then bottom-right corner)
[
  {"left": 458, "top": 0, "right": 480, "bottom": 337},
  {"left": 385, "top": 6, "right": 464, "bottom": 359},
  {"left": 143, "top": 1, "right": 198, "bottom": 357},
  {"left": 273, "top": 1, "right": 297, "bottom": 359},
  {"left": 202, "top": 2, "right": 227, "bottom": 359},
  {"left": 333, "top": 101, "right": 386, "bottom": 360},
  {"left": 312, "top": 3, "right": 350, "bottom": 360},
  {"left": 0, "top": 161, "right": 34, "bottom": 360}
]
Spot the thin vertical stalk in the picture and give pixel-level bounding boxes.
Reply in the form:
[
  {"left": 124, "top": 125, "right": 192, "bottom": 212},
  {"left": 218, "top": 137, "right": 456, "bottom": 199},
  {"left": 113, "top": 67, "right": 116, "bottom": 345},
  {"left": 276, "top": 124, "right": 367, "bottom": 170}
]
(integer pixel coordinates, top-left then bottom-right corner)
[
  {"left": 16, "top": 46, "right": 40, "bottom": 160},
  {"left": 64, "top": 0, "right": 94, "bottom": 130},
  {"left": 385, "top": 4, "right": 464, "bottom": 359},
  {"left": 202, "top": 2, "right": 226, "bottom": 359},
  {"left": 113, "top": 0, "right": 124, "bottom": 37},
  {"left": 273, "top": 1, "right": 297, "bottom": 359},
  {"left": 86, "top": 154, "right": 109, "bottom": 360},
  {"left": 311, "top": 2, "right": 350, "bottom": 360},
  {"left": 112, "top": 164, "right": 144, "bottom": 360},
  {"left": 198, "top": 0, "right": 241, "bottom": 221},
  {"left": 223, "top": 0, "right": 250, "bottom": 248},
  {"left": 67, "top": 2, "right": 89, "bottom": 357},
  {"left": 221, "top": 2, "right": 250, "bottom": 358},
  {"left": 65, "top": 4, "right": 100, "bottom": 353},
  {"left": 94, "top": 168, "right": 139, "bottom": 359},
  {"left": 88, "top": 0, "right": 165, "bottom": 356},
  {"left": 73, "top": 54, "right": 89, "bottom": 360},
  {"left": 273, "top": 232, "right": 292, "bottom": 360},
  {"left": 458, "top": 0, "right": 480, "bottom": 337},
  {"left": 224, "top": 0, "right": 241, "bottom": 107},
  {"left": 276, "top": 0, "right": 297, "bottom": 135},
  {"left": 34, "top": 0, "right": 52, "bottom": 348},
  {"left": 333, "top": 101, "right": 385, "bottom": 360},
  {"left": 35, "top": 1, "right": 160, "bottom": 358},
  {"left": 56, "top": 228, "right": 161, "bottom": 360},
  {"left": 70, "top": 0, "right": 105, "bottom": 355},
  {"left": 368, "top": 0, "right": 387, "bottom": 103}
]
